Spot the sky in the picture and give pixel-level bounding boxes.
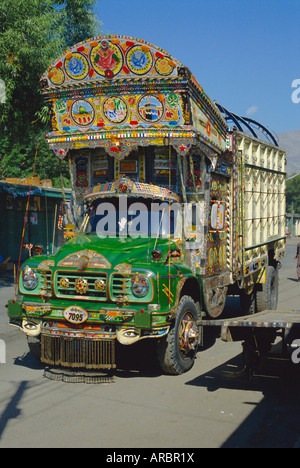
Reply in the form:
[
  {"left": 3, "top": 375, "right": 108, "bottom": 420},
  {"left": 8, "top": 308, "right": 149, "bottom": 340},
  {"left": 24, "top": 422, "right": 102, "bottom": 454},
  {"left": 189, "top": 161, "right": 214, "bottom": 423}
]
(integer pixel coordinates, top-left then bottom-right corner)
[{"left": 94, "top": 0, "right": 300, "bottom": 135}]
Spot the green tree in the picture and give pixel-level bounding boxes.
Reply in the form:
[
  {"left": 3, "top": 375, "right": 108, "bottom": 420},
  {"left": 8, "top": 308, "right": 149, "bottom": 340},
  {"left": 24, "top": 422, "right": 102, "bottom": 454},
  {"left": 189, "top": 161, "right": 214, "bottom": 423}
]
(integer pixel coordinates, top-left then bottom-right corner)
[
  {"left": 55, "top": 0, "right": 101, "bottom": 48},
  {"left": 0, "top": 0, "right": 64, "bottom": 140},
  {"left": 0, "top": 0, "right": 101, "bottom": 185},
  {"left": 286, "top": 175, "right": 300, "bottom": 214}
]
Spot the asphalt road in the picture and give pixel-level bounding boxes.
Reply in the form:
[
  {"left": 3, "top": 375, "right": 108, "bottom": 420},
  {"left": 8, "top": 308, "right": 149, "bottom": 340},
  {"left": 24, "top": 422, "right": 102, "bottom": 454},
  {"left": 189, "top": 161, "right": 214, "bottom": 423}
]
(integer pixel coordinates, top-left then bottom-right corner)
[{"left": 0, "top": 238, "right": 299, "bottom": 449}]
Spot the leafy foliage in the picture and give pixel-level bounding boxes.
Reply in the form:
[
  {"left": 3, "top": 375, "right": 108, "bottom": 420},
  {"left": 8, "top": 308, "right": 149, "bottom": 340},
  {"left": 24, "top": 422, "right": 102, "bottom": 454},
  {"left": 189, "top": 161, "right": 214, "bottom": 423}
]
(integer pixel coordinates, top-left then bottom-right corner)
[
  {"left": 55, "top": 0, "right": 102, "bottom": 48},
  {"left": 0, "top": 0, "right": 101, "bottom": 185},
  {"left": 286, "top": 175, "right": 300, "bottom": 213}
]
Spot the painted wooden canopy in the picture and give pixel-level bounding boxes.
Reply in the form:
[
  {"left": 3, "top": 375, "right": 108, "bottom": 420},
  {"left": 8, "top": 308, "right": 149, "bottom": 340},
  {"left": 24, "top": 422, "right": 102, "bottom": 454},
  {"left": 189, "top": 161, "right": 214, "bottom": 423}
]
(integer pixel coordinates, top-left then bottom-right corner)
[{"left": 41, "top": 35, "right": 228, "bottom": 159}]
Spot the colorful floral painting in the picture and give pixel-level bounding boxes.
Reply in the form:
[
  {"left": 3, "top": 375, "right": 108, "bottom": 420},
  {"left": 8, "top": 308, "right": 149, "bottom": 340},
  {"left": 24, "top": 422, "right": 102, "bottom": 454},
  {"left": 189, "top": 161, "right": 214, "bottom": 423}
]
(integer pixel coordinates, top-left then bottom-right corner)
[
  {"left": 65, "top": 53, "right": 89, "bottom": 80},
  {"left": 126, "top": 46, "right": 153, "bottom": 75},
  {"left": 52, "top": 92, "right": 183, "bottom": 133},
  {"left": 103, "top": 97, "right": 128, "bottom": 124},
  {"left": 90, "top": 40, "right": 123, "bottom": 77}
]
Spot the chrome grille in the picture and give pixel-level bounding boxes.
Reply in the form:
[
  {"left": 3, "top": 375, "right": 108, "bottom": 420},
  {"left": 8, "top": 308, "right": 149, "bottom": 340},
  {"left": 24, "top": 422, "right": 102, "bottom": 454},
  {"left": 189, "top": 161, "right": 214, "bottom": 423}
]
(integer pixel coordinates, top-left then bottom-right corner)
[
  {"left": 111, "top": 274, "right": 132, "bottom": 300},
  {"left": 39, "top": 270, "right": 53, "bottom": 298},
  {"left": 55, "top": 271, "right": 107, "bottom": 300},
  {"left": 44, "top": 271, "right": 52, "bottom": 284},
  {"left": 41, "top": 334, "right": 116, "bottom": 370}
]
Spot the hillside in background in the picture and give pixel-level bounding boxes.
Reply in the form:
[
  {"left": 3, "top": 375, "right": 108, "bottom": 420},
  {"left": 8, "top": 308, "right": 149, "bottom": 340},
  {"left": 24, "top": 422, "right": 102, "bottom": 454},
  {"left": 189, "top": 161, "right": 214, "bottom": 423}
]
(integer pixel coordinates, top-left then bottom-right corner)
[{"left": 278, "top": 129, "right": 300, "bottom": 175}]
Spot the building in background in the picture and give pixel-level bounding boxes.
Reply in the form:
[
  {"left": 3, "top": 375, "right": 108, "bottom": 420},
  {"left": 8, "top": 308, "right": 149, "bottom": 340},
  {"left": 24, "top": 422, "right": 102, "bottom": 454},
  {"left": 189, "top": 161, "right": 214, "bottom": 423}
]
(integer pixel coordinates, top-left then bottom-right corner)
[
  {"left": 286, "top": 212, "right": 300, "bottom": 237},
  {"left": 0, "top": 180, "right": 71, "bottom": 266}
]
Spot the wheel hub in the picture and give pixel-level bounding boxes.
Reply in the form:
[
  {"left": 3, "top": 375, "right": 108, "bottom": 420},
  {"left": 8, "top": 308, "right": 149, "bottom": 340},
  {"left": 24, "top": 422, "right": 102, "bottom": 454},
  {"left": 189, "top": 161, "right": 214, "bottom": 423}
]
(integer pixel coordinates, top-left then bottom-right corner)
[{"left": 179, "top": 314, "right": 200, "bottom": 356}]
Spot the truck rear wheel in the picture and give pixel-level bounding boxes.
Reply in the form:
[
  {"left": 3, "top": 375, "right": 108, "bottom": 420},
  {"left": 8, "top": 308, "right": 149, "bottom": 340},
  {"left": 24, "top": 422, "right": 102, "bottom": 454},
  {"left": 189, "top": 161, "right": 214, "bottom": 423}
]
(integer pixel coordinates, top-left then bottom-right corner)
[
  {"left": 256, "top": 266, "right": 278, "bottom": 312},
  {"left": 156, "top": 296, "right": 200, "bottom": 375}
]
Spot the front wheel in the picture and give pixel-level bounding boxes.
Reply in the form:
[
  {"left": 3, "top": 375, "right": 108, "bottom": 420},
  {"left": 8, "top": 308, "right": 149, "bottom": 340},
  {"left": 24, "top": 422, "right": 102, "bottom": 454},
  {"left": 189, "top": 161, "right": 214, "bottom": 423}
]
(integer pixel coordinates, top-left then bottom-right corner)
[{"left": 156, "top": 296, "right": 200, "bottom": 375}]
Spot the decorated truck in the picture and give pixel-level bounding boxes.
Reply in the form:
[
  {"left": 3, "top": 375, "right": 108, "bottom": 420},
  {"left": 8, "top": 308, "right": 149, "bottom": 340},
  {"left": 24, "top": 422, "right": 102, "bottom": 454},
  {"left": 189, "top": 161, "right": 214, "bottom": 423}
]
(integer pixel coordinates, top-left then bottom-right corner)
[{"left": 7, "top": 36, "right": 286, "bottom": 375}]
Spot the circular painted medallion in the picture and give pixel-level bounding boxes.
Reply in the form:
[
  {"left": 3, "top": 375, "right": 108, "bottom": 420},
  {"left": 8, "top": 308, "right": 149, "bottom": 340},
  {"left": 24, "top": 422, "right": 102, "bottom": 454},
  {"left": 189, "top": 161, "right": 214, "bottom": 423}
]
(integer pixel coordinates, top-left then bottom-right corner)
[
  {"left": 126, "top": 46, "right": 153, "bottom": 75},
  {"left": 70, "top": 99, "right": 96, "bottom": 127},
  {"left": 90, "top": 40, "right": 123, "bottom": 77},
  {"left": 137, "top": 95, "right": 164, "bottom": 123},
  {"left": 76, "top": 157, "right": 88, "bottom": 171},
  {"left": 49, "top": 67, "right": 65, "bottom": 86},
  {"left": 155, "top": 57, "right": 175, "bottom": 76},
  {"left": 102, "top": 96, "right": 128, "bottom": 124},
  {"left": 64, "top": 53, "right": 89, "bottom": 80}
]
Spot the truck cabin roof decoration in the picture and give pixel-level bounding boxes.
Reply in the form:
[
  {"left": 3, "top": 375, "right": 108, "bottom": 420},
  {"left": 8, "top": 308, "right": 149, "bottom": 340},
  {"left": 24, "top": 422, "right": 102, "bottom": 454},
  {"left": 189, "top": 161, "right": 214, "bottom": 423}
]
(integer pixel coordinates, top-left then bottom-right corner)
[{"left": 40, "top": 35, "right": 228, "bottom": 158}]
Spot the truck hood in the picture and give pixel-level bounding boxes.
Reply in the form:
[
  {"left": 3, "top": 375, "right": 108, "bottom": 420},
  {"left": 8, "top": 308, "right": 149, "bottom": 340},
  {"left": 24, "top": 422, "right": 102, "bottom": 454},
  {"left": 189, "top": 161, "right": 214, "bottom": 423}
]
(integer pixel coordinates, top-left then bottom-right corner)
[{"left": 50, "top": 234, "right": 181, "bottom": 269}]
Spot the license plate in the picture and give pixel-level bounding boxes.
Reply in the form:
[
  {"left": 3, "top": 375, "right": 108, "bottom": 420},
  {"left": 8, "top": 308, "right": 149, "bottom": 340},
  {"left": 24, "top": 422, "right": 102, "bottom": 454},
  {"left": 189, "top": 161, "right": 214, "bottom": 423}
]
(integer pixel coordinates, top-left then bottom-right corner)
[{"left": 63, "top": 306, "right": 88, "bottom": 324}]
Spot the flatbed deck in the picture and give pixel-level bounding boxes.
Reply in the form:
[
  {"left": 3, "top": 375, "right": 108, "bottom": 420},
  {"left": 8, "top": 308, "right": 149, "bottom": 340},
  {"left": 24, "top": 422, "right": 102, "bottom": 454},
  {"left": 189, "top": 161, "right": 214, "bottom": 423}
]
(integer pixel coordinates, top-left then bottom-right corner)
[{"left": 199, "top": 310, "right": 300, "bottom": 329}]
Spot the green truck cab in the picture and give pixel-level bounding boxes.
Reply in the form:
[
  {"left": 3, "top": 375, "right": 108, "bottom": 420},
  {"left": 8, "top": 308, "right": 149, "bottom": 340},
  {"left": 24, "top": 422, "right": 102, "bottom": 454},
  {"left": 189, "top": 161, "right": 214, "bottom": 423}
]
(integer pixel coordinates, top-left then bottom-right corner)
[{"left": 7, "top": 35, "right": 286, "bottom": 374}]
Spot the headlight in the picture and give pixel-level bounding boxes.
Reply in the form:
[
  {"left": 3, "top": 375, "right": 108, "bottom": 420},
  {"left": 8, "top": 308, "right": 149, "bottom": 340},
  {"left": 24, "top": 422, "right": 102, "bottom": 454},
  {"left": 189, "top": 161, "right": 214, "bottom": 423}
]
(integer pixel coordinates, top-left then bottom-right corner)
[
  {"left": 131, "top": 275, "right": 149, "bottom": 298},
  {"left": 22, "top": 266, "right": 38, "bottom": 290}
]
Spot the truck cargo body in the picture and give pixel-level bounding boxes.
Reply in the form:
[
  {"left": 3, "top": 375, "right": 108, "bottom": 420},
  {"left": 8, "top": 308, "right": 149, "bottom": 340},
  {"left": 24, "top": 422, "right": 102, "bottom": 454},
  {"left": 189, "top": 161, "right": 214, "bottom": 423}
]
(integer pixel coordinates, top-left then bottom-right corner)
[{"left": 230, "top": 131, "right": 286, "bottom": 284}]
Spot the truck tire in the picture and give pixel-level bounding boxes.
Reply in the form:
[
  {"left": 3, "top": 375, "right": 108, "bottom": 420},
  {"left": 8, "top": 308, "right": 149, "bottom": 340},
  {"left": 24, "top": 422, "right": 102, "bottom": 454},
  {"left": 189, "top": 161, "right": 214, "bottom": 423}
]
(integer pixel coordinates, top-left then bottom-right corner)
[
  {"left": 240, "top": 288, "right": 257, "bottom": 315},
  {"left": 156, "top": 296, "right": 200, "bottom": 375},
  {"left": 27, "top": 335, "right": 41, "bottom": 361},
  {"left": 256, "top": 266, "right": 278, "bottom": 312}
]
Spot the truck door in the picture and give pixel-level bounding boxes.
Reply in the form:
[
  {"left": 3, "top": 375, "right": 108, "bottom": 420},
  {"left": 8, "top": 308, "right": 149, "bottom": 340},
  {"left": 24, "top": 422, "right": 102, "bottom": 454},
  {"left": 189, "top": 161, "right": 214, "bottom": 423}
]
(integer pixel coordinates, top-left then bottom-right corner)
[{"left": 206, "top": 173, "right": 230, "bottom": 277}]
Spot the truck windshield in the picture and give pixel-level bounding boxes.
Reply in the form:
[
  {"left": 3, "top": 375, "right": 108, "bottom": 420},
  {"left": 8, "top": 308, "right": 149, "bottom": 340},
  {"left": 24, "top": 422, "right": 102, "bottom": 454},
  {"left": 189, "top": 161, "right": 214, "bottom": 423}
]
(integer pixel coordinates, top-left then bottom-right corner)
[{"left": 83, "top": 197, "right": 182, "bottom": 238}]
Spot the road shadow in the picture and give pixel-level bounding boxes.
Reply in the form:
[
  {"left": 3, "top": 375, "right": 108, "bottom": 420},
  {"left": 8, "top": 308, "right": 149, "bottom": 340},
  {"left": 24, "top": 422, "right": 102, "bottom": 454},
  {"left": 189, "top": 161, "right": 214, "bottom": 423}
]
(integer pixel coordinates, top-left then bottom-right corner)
[
  {"left": 287, "top": 277, "right": 300, "bottom": 283},
  {"left": 223, "top": 296, "right": 242, "bottom": 318},
  {"left": 199, "top": 296, "right": 243, "bottom": 352},
  {"left": 12, "top": 341, "right": 163, "bottom": 380},
  {"left": 186, "top": 350, "right": 300, "bottom": 448},
  {"left": 13, "top": 351, "right": 45, "bottom": 371},
  {"left": 0, "top": 381, "right": 27, "bottom": 441},
  {"left": 115, "top": 340, "right": 163, "bottom": 378}
]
